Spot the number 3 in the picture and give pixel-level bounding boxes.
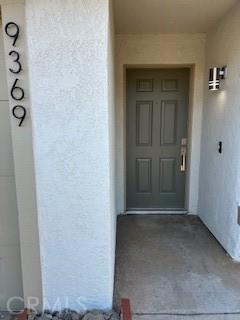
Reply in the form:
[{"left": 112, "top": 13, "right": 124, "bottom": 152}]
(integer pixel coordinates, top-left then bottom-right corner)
[{"left": 9, "top": 51, "right": 22, "bottom": 74}]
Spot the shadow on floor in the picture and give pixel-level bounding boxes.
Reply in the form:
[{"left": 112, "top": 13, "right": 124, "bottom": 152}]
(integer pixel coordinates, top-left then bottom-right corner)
[{"left": 114, "top": 215, "right": 240, "bottom": 319}]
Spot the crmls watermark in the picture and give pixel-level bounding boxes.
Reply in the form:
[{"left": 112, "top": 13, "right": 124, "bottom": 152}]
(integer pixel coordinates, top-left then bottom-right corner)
[{"left": 6, "top": 296, "right": 88, "bottom": 314}]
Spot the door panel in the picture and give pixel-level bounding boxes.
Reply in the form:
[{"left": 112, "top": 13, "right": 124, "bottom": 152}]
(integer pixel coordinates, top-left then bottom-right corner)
[
  {"left": 160, "top": 100, "right": 177, "bottom": 145},
  {"left": 159, "top": 158, "right": 176, "bottom": 193},
  {"left": 126, "top": 68, "right": 189, "bottom": 210},
  {"left": 136, "top": 101, "right": 153, "bottom": 146},
  {"left": 136, "top": 158, "right": 152, "bottom": 193}
]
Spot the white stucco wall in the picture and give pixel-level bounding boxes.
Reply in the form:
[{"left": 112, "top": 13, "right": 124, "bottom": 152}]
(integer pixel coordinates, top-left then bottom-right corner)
[
  {"left": 0, "top": 18, "right": 23, "bottom": 310},
  {"left": 108, "top": 0, "right": 117, "bottom": 270},
  {"left": 0, "top": 0, "right": 42, "bottom": 308},
  {"left": 115, "top": 34, "right": 206, "bottom": 214},
  {"left": 198, "top": 2, "right": 240, "bottom": 260},
  {"left": 25, "top": 0, "right": 116, "bottom": 310}
]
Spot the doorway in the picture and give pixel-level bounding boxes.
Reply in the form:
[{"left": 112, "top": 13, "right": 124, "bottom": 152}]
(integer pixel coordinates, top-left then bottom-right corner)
[{"left": 126, "top": 68, "right": 190, "bottom": 211}]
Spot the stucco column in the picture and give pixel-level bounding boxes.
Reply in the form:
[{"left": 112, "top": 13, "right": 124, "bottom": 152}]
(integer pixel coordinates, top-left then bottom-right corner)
[{"left": 24, "top": 0, "right": 116, "bottom": 311}]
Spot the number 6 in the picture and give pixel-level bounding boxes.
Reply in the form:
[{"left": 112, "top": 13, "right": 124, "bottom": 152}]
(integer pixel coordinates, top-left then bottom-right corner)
[{"left": 11, "top": 78, "right": 24, "bottom": 101}]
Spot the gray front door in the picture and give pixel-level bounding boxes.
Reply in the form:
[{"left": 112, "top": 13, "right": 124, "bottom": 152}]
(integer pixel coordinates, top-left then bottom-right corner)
[{"left": 126, "top": 68, "right": 189, "bottom": 210}]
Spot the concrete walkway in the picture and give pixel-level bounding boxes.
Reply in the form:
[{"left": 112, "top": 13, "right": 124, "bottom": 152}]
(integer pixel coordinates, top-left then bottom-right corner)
[
  {"left": 114, "top": 215, "right": 240, "bottom": 319},
  {"left": 0, "top": 313, "right": 13, "bottom": 320}
]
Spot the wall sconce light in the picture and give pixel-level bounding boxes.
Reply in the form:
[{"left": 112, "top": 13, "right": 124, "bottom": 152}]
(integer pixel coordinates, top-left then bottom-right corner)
[{"left": 209, "top": 66, "right": 227, "bottom": 91}]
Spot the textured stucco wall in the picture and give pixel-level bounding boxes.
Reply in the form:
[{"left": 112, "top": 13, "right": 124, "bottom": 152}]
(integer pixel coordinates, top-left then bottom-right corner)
[
  {"left": 25, "top": 0, "right": 116, "bottom": 310},
  {"left": 115, "top": 34, "right": 206, "bottom": 214},
  {"left": 199, "top": 2, "right": 240, "bottom": 260},
  {"left": 0, "top": 0, "right": 43, "bottom": 308},
  {"left": 108, "top": 0, "right": 117, "bottom": 269},
  {"left": 0, "top": 17, "right": 23, "bottom": 310}
]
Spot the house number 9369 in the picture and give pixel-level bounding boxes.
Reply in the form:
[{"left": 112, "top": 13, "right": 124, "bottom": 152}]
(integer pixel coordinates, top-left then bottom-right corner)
[{"left": 5, "top": 22, "right": 26, "bottom": 127}]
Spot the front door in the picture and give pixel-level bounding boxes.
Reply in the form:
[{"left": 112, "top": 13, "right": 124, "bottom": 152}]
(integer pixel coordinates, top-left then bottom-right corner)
[{"left": 126, "top": 68, "right": 189, "bottom": 210}]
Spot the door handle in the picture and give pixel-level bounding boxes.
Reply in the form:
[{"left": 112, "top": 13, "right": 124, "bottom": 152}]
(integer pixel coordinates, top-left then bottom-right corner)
[{"left": 180, "top": 147, "right": 187, "bottom": 172}]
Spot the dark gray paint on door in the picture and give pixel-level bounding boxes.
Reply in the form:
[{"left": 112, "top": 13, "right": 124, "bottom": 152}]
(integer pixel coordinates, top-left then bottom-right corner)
[{"left": 126, "top": 68, "right": 190, "bottom": 210}]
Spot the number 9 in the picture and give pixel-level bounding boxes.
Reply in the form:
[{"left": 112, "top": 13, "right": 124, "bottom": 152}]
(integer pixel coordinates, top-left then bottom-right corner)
[
  {"left": 5, "top": 22, "right": 19, "bottom": 46},
  {"left": 12, "top": 105, "right": 26, "bottom": 127}
]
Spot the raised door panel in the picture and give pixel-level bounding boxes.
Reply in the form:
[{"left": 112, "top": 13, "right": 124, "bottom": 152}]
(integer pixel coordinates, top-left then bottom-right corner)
[
  {"left": 159, "top": 158, "right": 176, "bottom": 193},
  {"left": 161, "top": 100, "right": 177, "bottom": 145},
  {"left": 162, "top": 79, "right": 178, "bottom": 92},
  {"left": 136, "top": 101, "right": 153, "bottom": 146},
  {"left": 136, "top": 158, "right": 152, "bottom": 193},
  {"left": 136, "top": 79, "right": 153, "bottom": 92}
]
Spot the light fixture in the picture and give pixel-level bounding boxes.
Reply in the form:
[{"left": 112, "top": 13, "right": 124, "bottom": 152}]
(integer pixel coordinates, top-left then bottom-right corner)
[{"left": 209, "top": 66, "right": 227, "bottom": 91}]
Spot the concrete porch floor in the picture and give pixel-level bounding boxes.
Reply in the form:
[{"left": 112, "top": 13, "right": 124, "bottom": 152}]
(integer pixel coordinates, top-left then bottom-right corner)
[{"left": 114, "top": 215, "right": 240, "bottom": 320}]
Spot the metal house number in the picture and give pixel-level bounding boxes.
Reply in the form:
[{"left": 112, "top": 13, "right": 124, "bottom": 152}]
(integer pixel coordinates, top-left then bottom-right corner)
[{"left": 5, "top": 22, "right": 26, "bottom": 127}]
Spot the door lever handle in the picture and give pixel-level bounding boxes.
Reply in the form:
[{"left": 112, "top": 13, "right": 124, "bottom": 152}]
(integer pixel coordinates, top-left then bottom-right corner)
[{"left": 180, "top": 147, "right": 187, "bottom": 172}]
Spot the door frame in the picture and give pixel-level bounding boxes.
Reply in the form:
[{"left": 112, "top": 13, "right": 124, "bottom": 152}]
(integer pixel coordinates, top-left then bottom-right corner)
[{"left": 122, "top": 64, "right": 195, "bottom": 214}]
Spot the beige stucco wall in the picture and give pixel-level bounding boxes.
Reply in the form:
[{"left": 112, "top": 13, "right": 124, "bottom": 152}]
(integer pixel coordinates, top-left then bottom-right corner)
[
  {"left": 0, "top": 17, "right": 23, "bottom": 310},
  {"left": 115, "top": 34, "right": 206, "bottom": 214},
  {"left": 0, "top": 0, "right": 43, "bottom": 308},
  {"left": 199, "top": 2, "right": 240, "bottom": 260}
]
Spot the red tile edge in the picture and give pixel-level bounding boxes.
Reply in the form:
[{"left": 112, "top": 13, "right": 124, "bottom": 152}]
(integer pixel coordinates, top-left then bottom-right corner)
[
  {"left": 12, "top": 309, "right": 28, "bottom": 320},
  {"left": 121, "top": 299, "right": 132, "bottom": 320}
]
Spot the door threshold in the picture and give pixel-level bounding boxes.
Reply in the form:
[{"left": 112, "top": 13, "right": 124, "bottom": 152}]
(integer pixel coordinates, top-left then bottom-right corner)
[{"left": 125, "top": 210, "right": 188, "bottom": 215}]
